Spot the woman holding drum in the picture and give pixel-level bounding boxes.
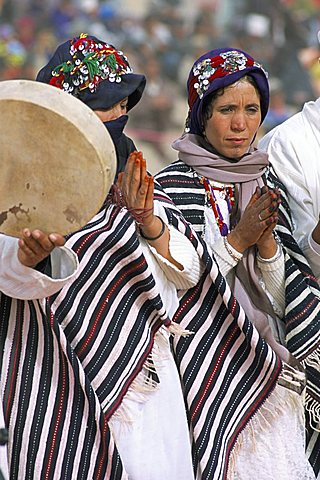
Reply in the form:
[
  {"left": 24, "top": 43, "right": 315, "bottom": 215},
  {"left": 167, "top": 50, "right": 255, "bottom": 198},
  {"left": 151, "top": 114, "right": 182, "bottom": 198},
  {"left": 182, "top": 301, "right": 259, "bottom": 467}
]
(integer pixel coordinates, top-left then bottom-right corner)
[{"left": 0, "top": 34, "right": 203, "bottom": 479}]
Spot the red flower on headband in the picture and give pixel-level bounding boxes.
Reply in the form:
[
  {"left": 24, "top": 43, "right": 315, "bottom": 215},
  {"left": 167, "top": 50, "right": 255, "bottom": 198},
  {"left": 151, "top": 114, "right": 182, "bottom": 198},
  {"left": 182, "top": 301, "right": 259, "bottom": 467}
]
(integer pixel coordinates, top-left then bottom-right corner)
[{"left": 49, "top": 74, "right": 64, "bottom": 89}]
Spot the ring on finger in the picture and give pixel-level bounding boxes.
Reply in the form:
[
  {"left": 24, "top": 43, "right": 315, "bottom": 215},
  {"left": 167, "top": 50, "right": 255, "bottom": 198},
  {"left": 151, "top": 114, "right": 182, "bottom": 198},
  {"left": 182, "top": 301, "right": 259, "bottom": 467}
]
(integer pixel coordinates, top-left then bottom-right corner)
[{"left": 258, "top": 212, "right": 263, "bottom": 221}]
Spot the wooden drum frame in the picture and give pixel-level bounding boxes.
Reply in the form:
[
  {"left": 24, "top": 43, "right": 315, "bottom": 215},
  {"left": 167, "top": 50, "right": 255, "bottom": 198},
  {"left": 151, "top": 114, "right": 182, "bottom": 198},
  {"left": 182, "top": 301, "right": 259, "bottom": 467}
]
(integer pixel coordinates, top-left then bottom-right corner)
[{"left": 0, "top": 79, "right": 117, "bottom": 237}]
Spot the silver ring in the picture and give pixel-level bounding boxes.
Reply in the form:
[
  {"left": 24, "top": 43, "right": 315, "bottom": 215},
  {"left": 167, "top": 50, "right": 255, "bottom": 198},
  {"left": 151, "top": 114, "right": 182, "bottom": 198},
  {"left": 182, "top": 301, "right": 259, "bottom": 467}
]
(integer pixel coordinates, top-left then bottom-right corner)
[{"left": 258, "top": 212, "right": 263, "bottom": 221}]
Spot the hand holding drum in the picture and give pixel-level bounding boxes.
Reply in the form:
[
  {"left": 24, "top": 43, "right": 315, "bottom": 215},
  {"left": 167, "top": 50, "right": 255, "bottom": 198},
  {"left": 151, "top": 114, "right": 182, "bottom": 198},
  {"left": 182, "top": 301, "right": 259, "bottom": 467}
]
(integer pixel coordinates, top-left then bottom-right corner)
[{"left": 18, "top": 228, "right": 65, "bottom": 267}]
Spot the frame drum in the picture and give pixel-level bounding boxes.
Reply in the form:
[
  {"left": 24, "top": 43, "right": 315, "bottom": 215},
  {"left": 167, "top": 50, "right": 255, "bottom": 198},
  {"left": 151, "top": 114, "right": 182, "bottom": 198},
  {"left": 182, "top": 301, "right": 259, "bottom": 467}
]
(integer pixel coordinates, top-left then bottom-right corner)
[{"left": 0, "top": 79, "right": 116, "bottom": 237}]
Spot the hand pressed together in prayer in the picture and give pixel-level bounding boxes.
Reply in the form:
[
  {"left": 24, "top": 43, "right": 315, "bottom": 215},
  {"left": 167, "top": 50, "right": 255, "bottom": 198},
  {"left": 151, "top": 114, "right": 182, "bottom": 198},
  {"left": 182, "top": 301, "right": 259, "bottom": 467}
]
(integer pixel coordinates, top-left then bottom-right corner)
[
  {"left": 18, "top": 228, "right": 65, "bottom": 268},
  {"left": 228, "top": 186, "right": 281, "bottom": 258},
  {"left": 118, "top": 150, "right": 183, "bottom": 269}
]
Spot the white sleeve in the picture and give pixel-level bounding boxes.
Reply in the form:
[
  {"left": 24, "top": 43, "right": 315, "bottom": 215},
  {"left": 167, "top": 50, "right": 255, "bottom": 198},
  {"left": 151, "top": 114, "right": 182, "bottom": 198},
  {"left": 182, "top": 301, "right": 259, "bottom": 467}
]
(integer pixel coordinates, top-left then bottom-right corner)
[
  {"left": 210, "top": 236, "right": 242, "bottom": 276},
  {"left": 259, "top": 124, "right": 320, "bottom": 279},
  {"left": 257, "top": 246, "right": 286, "bottom": 316},
  {"left": 146, "top": 202, "right": 204, "bottom": 289},
  {"left": 148, "top": 225, "right": 203, "bottom": 289},
  {"left": 0, "top": 234, "right": 79, "bottom": 300}
]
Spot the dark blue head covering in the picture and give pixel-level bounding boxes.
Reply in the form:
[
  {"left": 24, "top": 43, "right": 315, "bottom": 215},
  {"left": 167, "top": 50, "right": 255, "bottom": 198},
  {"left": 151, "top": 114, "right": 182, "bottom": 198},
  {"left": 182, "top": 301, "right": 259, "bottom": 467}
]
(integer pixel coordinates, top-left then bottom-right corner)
[
  {"left": 36, "top": 33, "right": 146, "bottom": 112},
  {"left": 186, "top": 47, "right": 269, "bottom": 135}
]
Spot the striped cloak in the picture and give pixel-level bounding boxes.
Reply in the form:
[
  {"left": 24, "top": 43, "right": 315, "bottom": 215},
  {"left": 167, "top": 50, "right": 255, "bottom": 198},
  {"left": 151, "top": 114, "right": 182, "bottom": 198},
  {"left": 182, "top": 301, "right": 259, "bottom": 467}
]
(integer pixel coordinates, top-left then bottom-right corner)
[
  {"left": 155, "top": 159, "right": 320, "bottom": 478},
  {"left": 0, "top": 183, "right": 319, "bottom": 479}
]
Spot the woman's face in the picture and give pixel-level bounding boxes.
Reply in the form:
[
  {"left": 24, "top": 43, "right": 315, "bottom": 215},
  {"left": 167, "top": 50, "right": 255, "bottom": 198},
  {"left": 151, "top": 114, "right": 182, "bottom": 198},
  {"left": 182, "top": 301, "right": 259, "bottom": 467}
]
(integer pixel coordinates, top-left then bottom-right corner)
[
  {"left": 94, "top": 97, "right": 129, "bottom": 122},
  {"left": 203, "top": 80, "right": 261, "bottom": 160}
]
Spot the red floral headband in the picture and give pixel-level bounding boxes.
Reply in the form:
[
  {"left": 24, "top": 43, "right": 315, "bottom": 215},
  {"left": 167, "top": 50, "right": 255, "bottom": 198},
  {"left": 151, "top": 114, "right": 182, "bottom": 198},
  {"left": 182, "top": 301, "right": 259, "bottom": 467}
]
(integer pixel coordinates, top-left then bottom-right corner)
[
  {"left": 188, "top": 50, "right": 264, "bottom": 110},
  {"left": 49, "top": 33, "right": 132, "bottom": 95}
]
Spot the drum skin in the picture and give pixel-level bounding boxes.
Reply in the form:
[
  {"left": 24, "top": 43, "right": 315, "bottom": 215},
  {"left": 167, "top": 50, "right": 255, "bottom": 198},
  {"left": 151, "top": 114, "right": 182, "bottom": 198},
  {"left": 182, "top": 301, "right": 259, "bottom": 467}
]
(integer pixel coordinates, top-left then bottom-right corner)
[{"left": 0, "top": 79, "right": 117, "bottom": 237}]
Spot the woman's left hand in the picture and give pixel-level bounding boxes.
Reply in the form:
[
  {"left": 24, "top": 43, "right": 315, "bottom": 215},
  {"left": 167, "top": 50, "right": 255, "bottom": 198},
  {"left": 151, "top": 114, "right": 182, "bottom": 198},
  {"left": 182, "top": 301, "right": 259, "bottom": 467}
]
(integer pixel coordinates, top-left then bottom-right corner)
[
  {"left": 117, "top": 151, "right": 166, "bottom": 240},
  {"left": 228, "top": 186, "right": 279, "bottom": 253},
  {"left": 118, "top": 151, "right": 183, "bottom": 269},
  {"left": 117, "top": 150, "right": 154, "bottom": 225},
  {"left": 255, "top": 186, "right": 281, "bottom": 258}
]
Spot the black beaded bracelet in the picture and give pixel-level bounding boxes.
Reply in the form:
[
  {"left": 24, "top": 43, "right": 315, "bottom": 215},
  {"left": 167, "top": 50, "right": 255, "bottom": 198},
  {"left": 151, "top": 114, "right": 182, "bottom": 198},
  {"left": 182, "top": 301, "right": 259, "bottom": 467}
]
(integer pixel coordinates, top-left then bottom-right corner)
[{"left": 140, "top": 216, "right": 166, "bottom": 241}]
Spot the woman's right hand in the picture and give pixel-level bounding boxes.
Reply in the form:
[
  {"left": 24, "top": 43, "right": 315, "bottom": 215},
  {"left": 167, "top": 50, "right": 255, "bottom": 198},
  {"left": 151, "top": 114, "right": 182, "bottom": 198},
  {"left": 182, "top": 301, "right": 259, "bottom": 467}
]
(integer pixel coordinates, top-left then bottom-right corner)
[
  {"left": 227, "top": 186, "right": 279, "bottom": 253},
  {"left": 18, "top": 229, "right": 65, "bottom": 267}
]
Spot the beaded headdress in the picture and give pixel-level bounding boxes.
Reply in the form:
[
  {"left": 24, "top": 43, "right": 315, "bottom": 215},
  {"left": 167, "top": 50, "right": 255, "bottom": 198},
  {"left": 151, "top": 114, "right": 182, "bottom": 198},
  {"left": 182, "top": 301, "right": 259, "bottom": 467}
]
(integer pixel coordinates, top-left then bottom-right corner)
[
  {"left": 49, "top": 33, "right": 132, "bottom": 95},
  {"left": 186, "top": 48, "right": 269, "bottom": 134},
  {"left": 36, "top": 33, "right": 146, "bottom": 112}
]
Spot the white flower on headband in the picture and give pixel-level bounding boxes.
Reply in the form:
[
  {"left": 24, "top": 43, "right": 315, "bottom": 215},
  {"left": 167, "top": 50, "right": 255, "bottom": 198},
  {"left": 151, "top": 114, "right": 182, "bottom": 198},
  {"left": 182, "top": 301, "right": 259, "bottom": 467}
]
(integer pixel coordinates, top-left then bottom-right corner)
[
  {"left": 192, "top": 50, "right": 267, "bottom": 100},
  {"left": 220, "top": 51, "right": 248, "bottom": 71},
  {"left": 192, "top": 58, "right": 216, "bottom": 98}
]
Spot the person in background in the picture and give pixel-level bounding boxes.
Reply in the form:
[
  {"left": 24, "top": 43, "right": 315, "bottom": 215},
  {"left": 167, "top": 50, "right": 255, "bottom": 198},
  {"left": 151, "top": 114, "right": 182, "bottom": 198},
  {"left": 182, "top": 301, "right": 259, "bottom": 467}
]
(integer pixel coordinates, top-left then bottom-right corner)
[
  {"left": 155, "top": 47, "right": 320, "bottom": 479},
  {"left": 259, "top": 78, "right": 320, "bottom": 283},
  {"left": 261, "top": 76, "right": 296, "bottom": 134}
]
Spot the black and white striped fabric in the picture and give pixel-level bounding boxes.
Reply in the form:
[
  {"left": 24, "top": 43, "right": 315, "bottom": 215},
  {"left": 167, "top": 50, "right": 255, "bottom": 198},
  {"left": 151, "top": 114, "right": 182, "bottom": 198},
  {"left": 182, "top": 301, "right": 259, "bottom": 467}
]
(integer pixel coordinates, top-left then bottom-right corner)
[
  {"left": 1, "top": 181, "right": 319, "bottom": 479},
  {"left": 155, "top": 159, "right": 320, "bottom": 478},
  {"left": 0, "top": 205, "right": 169, "bottom": 479}
]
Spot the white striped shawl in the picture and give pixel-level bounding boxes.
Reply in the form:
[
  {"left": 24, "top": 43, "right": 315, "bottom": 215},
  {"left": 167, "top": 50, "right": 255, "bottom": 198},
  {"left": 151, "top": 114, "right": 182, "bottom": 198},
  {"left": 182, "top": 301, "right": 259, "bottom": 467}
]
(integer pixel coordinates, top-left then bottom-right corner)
[
  {"left": 155, "top": 160, "right": 320, "bottom": 478},
  {"left": 0, "top": 206, "right": 168, "bottom": 480},
  {"left": 0, "top": 188, "right": 318, "bottom": 479}
]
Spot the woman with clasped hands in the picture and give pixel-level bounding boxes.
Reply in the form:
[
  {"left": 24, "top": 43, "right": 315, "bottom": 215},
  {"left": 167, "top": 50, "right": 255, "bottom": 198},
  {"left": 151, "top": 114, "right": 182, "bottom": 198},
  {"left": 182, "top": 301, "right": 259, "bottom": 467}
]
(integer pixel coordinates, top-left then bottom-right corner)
[{"left": 155, "top": 48, "right": 319, "bottom": 479}]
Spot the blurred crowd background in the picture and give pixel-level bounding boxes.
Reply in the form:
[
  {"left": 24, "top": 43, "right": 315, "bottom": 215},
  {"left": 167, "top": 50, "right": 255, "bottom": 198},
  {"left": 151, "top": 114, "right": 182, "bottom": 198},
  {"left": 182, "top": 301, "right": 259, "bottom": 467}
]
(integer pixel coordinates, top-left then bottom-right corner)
[{"left": 1, "top": 0, "right": 320, "bottom": 171}]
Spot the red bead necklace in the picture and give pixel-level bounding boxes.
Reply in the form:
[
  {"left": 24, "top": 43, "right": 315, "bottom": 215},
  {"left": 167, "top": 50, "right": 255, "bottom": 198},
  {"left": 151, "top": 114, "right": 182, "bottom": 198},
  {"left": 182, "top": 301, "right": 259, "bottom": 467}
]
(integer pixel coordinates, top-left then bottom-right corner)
[{"left": 202, "top": 177, "right": 235, "bottom": 236}]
